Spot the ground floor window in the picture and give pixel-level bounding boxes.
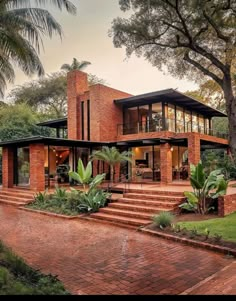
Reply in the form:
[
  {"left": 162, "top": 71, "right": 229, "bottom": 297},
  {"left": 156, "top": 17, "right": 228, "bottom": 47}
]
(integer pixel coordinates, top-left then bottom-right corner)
[{"left": 16, "top": 147, "right": 30, "bottom": 186}]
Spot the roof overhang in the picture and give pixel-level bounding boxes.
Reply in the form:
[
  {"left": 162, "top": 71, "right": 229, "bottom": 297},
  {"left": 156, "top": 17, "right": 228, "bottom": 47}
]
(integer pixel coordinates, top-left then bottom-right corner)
[
  {"left": 37, "top": 117, "right": 67, "bottom": 128},
  {"left": 0, "top": 136, "right": 109, "bottom": 148},
  {"left": 114, "top": 89, "right": 227, "bottom": 118}
]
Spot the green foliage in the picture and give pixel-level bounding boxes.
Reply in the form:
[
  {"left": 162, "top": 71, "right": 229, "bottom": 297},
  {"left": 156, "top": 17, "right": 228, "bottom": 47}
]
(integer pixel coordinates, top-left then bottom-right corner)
[
  {"left": 180, "top": 191, "right": 198, "bottom": 213},
  {"left": 0, "top": 0, "right": 76, "bottom": 98},
  {"left": 61, "top": 58, "right": 91, "bottom": 72},
  {"left": 0, "top": 242, "right": 69, "bottom": 295},
  {"left": 69, "top": 159, "right": 93, "bottom": 189},
  {"left": 180, "top": 162, "right": 228, "bottom": 214},
  {"left": 0, "top": 103, "right": 51, "bottom": 141},
  {"left": 177, "top": 212, "right": 236, "bottom": 243},
  {"left": 34, "top": 191, "right": 49, "bottom": 204},
  {"left": 91, "top": 146, "right": 132, "bottom": 182},
  {"left": 152, "top": 212, "right": 175, "bottom": 229},
  {"left": 52, "top": 186, "right": 67, "bottom": 204},
  {"left": 78, "top": 189, "right": 110, "bottom": 213}
]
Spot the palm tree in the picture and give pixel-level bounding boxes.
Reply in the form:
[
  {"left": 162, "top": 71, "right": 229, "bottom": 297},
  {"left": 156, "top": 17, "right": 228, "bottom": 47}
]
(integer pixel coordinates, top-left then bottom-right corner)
[
  {"left": 0, "top": 0, "right": 76, "bottom": 98},
  {"left": 90, "top": 146, "right": 132, "bottom": 184},
  {"left": 60, "top": 58, "right": 91, "bottom": 72}
]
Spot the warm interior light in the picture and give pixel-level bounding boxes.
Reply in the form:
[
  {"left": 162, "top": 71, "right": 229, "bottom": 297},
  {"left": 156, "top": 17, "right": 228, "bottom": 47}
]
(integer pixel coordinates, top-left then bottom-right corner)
[{"left": 170, "top": 147, "right": 174, "bottom": 152}]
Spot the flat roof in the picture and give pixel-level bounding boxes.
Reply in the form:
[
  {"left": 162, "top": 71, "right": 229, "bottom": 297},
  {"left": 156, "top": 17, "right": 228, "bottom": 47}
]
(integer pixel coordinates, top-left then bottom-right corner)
[
  {"left": 0, "top": 136, "right": 109, "bottom": 147},
  {"left": 114, "top": 88, "right": 227, "bottom": 117},
  {"left": 37, "top": 118, "right": 67, "bottom": 128}
]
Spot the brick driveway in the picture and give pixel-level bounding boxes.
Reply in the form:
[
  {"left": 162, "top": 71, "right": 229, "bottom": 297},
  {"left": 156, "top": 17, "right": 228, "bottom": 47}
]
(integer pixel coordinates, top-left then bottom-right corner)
[{"left": 0, "top": 205, "right": 233, "bottom": 295}]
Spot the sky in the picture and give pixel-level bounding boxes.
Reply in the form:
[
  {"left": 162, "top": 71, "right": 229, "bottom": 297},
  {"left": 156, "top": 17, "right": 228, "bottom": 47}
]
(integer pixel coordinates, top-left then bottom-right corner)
[{"left": 6, "top": 0, "right": 198, "bottom": 98}]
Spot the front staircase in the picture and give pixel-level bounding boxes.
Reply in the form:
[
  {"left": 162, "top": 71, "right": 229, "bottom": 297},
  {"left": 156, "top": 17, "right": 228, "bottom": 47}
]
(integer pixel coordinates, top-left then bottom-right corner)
[
  {"left": 90, "top": 189, "right": 186, "bottom": 228},
  {"left": 0, "top": 188, "right": 35, "bottom": 207}
]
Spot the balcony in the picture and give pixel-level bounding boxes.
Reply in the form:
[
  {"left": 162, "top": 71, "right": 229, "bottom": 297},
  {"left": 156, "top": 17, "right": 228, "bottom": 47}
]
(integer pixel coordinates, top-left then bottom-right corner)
[{"left": 117, "top": 119, "right": 228, "bottom": 140}]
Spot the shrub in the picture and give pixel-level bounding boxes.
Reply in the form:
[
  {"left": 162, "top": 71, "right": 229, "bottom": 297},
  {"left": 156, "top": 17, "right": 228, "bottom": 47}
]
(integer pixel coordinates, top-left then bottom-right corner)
[
  {"left": 78, "top": 189, "right": 110, "bottom": 213},
  {"left": 152, "top": 212, "right": 175, "bottom": 229}
]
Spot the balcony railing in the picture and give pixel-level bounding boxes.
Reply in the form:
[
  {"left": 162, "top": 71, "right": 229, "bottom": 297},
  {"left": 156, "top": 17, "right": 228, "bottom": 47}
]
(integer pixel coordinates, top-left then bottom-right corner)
[{"left": 117, "top": 119, "right": 228, "bottom": 139}]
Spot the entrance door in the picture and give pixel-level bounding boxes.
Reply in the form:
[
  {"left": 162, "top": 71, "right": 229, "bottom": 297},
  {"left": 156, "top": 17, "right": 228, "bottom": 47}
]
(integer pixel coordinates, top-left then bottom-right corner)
[{"left": 16, "top": 147, "right": 30, "bottom": 186}]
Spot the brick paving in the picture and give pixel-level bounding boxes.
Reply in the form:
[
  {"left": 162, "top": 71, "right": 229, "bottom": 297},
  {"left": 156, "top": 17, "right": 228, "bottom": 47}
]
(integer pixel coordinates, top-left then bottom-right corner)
[{"left": 0, "top": 205, "right": 234, "bottom": 295}]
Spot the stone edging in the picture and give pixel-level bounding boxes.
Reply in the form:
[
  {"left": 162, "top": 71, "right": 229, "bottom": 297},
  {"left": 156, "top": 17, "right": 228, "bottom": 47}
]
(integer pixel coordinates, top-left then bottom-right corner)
[
  {"left": 139, "top": 228, "right": 236, "bottom": 257},
  {"left": 18, "top": 207, "right": 81, "bottom": 220}
]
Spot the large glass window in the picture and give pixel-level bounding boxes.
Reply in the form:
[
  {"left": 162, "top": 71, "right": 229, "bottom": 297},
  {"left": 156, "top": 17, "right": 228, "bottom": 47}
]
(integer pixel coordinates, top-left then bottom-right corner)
[
  {"left": 17, "top": 147, "right": 30, "bottom": 186},
  {"left": 184, "top": 111, "right": 191, "bottom": 132},
  {"left": 167, "top": 104, "right": 175, "bottom": 131},
  {"left": 139, "top": 105, "right": 150, "bottom": 132},
  {"left": 199, "top": 115, "right": 204, "bottom": 133},
  {"left": 192, "top": 113, "right": 198, "bottom": 132},
  {"left": 176, "top": 107, "right": 184, "bottom": 132},
  {"left": 123, "top": 107, "right": 139, "bottom": 134},
  {"left": 150, "top": 103, "right": 162, "bottom": 131}
]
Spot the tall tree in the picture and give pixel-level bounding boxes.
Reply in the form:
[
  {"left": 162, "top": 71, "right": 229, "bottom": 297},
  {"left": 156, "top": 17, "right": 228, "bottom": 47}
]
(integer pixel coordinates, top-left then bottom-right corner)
[
  {"left": 0, "top": 0, "right": 76, "bottom": 97},
  {"left": 111, "top": 0, "right": 236, "bottom": 152},
  {"left": 0, "top": 103, "right": 52, "bottom": 141},
  {"left": 61, "top": 58, "right": 91, "bottom": 72},
  {"left": 9, "top": 71, "right": 107, "bottom": 117}
]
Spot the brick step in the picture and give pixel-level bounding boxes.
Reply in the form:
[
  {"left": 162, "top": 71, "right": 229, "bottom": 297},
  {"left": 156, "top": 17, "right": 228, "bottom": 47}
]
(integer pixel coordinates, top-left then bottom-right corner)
[
  {"left": 109, "top": 202, "right": 173, "bottom": 213},
  {"left": 90, "top": 212, "right": 151, "bottom": 227},
  {"left": 123, "top": 193, "right": 185, "bottom": 202},
  {"left": 0, "top": 192, "right": 34, "bottom": 200},
  {"left": 1, "top": 188, "right": 34, "bottom": 195},
  {"left": 118, "top": 197, "right": 182, "bottom": 208},
  {"left": 126, "top": 189, "right": 185, "bottom": 196},
  {"left": 0, "top": 199, "right": 27, "bottom": 207},
  {"left": 0, "top": 195, "right": 32, "bottom": 203},
  {"left": 99, "top": 207, "right": 154, "bottom": 219}
]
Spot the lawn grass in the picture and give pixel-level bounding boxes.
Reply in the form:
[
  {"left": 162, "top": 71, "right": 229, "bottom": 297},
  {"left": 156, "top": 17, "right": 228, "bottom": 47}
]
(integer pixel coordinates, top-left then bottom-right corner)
[
  {"left": 177, "top": 212, "right": 236, "bottom": 242},
  {"left": 0, "top": 241, "right": 70, "bottom": 295}
]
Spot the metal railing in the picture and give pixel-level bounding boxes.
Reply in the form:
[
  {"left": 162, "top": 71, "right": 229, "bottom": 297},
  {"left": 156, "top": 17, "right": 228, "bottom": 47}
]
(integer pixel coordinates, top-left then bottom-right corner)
[{"left": 117, "top": 119, "right": 228, "bottom": 139}]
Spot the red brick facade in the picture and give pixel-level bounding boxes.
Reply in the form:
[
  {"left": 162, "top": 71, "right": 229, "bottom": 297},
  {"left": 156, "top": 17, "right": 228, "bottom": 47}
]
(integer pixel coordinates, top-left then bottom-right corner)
[
  {"left": 67, "top": 71, "right": 88, "bottom": 140},
  {"left": 218, "top": 194, "right": 236, "bottom": 217},
  {"left": 29, "top": 144, "right": 45, "bottom": 191},
  {"left": 188, "top": 133, "right": 201, "bottom": 165},
  {"left": 160, "top": 143, "right": 172, "bottom": 183},
  {"left": 2, "top": 147, "right": 14, "bottom": 188}
]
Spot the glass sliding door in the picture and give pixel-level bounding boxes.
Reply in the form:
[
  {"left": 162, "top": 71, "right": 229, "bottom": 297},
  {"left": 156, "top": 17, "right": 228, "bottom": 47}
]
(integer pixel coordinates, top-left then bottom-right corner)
[{"left": 17, "top": 147, "right": 30, "bottom": 186}]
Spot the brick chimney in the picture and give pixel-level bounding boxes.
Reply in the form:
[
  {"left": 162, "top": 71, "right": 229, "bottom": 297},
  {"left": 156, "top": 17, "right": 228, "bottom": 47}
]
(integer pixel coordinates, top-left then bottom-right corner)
[{"left": 67, "top": 70, "right": 88, "bottom": 140}]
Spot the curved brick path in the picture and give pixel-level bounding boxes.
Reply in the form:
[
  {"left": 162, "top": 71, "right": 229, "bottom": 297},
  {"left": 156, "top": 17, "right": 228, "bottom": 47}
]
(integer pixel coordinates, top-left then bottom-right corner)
[{"left": 0, "top": 205, "right": 234, "bottom": 295}]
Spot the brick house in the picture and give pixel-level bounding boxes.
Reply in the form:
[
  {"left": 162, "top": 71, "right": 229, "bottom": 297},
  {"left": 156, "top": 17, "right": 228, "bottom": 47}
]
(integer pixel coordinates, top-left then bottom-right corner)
[{"left": 0, "top": 70, "right": 228, "bottom": 191}]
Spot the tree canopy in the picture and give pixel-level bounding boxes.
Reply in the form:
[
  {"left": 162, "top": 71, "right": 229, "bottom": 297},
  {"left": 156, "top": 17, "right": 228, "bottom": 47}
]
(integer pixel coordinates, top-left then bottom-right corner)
[
  {"left": 61, "top": 58, "right": 91, "bottom": 72},
  {"left": 0, "top": 0, "right": 76, "bottom": 97},
  {"left": 111, "top": 0, "right": 236, "bottom": 152},
  {"left": 0, "top": 103, "right": 52, "bottom": 141},
  {"left": 8, "top": 70, "right": 107, "bottom": 117}
]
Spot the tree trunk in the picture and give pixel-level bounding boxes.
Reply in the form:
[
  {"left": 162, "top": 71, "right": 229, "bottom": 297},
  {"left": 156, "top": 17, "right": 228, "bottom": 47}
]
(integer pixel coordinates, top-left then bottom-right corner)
[
  {"left": 110, "top": 165, "right": 114, "bottom": 184},
  {"left": 222, "top": 75, "right": 236, "bottom": 154}
]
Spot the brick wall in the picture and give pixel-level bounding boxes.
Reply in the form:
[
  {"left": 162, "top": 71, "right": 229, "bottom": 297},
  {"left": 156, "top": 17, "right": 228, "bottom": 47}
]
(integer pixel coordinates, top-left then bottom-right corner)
[
  {"left": 67, "top": 71, "right": 88, "bottom": 140},
  {"left": 160, "top": 143, "right": 172, "bottom": 183},
  {"left": 30, "top": 144, "right": 45, "bottom": 191},
  {"left": 2, "top": 147, "right": 14, "bottom": 188},
  {"left": 188, "top": 133, "right": 200, "bottom": 165},
  {"left": 89, "top": 84, "right": 132, "bottom": 142},
  {"left": 218, "top": 194, "right": 236, "bottom": 217}
]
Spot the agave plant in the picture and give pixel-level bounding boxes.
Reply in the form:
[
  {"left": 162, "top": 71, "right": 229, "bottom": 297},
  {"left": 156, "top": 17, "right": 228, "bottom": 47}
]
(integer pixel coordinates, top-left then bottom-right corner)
[{"left": 180, "top": 162, "right": 228, "bottom": 215}]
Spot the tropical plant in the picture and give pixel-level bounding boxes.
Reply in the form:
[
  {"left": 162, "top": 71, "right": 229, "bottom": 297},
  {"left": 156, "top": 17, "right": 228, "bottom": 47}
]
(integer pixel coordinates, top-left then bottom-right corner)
[
  {"left": 152, "top": 212, "right": 175, "bottom": 229},
  {"left": 0, "top": 0, "right": 76, "bottom": 98},
  {"left": 61, "top": 58, "right": 91, "bottom": 72},
  {"left": 69, "top": 159, "right": 92, "bottom": 190},
  {"left": 180, "top": 162, "right": 228, "bottom": 214},
  {"left": 52, "top": 186, "right": 67, "bottom": 204},
  {"left": 77, "top": 189, "right": 110, "bottom": 213},
  {"left": 90, "top": 146, "right": 132, "bottom": 183}
]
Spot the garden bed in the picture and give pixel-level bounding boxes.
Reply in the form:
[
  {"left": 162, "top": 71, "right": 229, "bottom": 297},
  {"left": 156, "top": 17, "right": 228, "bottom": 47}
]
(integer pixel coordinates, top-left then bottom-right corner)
[{"left": 142, "top": 212, "right": 236, "bottom": 256}]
